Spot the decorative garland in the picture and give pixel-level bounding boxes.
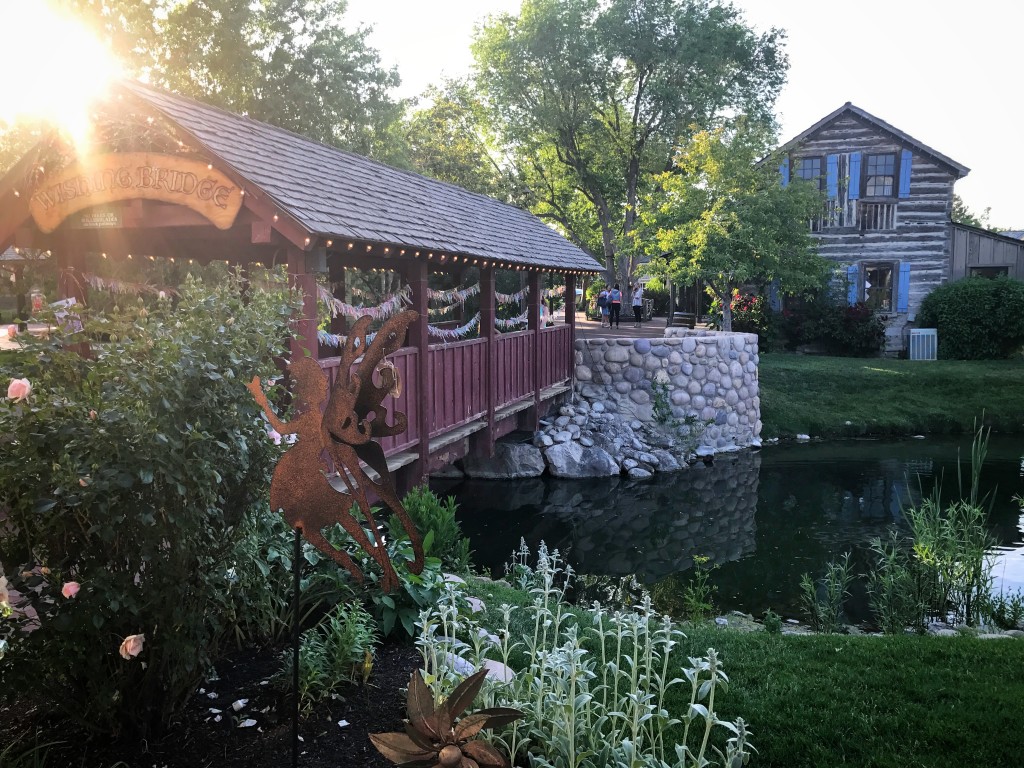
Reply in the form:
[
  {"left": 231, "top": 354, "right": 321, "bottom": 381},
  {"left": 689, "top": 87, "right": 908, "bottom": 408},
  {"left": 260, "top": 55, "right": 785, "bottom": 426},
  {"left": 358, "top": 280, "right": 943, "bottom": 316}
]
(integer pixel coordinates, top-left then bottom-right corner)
[
  {"left": 428, "top": 284, "right": 480, "bottom": 304},
  {"left": 318, "top": 329, "right": 377, "bottom": 349},
  {"left": 317, "top": 284, "right": 411, "bottom": 321},
  {"left": 495, "top": 311, "right": 530, "bottom": 329},
  {"left": 73, "top": 271, "right": 178, "bottom": 298},
  {"left": 428, "top": 313, "right": 481, "bottom": 341},
  {"left": 495, "top": 288, "right": 526, "bottom": 304}
]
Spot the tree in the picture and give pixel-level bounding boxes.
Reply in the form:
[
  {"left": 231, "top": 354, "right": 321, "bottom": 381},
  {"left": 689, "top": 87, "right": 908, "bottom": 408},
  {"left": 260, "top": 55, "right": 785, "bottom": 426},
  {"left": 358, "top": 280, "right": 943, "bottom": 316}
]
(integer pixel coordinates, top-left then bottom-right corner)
[
  {"left": 638, "top": 121, "right": 828, "bottom": 331},
  {"left": 401, "top": 80, "right": 509, "bottom": 198},
  {"left": 53, "top": 0, "right": 404, "bottom": 159},
  {"left": 951, "top": 193, "right": 992, "bottom": 230},
  {"left": 472, "top": 0, "right": 787, "bottom": 283}
]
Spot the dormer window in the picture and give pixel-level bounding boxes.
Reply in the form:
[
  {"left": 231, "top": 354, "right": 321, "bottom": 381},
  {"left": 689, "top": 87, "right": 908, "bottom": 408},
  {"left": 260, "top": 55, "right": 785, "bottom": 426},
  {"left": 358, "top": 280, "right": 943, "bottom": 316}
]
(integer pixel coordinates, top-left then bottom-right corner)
[{"left": 864, "top": 153, "right": 896, "bottom": 197}]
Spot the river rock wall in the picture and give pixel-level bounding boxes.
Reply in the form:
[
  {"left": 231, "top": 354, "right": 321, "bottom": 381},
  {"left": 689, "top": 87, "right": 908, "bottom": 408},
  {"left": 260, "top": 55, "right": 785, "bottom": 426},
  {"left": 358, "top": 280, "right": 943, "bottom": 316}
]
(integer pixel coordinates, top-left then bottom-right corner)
[{"left": 573, "top": 330, "right": 761, "bottom": 452}]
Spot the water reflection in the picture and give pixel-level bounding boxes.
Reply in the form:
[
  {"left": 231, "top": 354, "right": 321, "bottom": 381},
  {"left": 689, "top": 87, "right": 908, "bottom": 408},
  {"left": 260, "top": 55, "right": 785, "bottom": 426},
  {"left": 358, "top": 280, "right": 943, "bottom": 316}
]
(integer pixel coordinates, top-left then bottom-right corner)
[{"left": 441, "top": 436, "right": 1024, "bottom": 622}]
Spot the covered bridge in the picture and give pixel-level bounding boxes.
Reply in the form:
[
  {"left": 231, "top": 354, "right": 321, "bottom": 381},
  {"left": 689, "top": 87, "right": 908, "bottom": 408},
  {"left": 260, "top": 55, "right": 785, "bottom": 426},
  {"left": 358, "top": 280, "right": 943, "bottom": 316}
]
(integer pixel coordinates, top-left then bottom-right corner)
[{"left": 0, "top": 80, "right": 602, "bottom": 489}]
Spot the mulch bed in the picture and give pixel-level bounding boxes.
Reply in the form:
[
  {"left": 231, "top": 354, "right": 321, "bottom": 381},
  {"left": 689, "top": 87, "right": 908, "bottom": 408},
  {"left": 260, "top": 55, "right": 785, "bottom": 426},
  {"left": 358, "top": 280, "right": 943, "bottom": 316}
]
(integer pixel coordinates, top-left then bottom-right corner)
[{"left": 7, "top": 640, "right": 421, "bottom": 768}]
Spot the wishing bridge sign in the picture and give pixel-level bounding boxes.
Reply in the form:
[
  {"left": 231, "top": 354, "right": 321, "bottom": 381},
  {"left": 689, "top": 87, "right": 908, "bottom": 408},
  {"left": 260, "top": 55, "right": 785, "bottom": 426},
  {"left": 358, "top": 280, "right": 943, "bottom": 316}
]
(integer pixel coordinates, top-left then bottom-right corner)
[{"left": 28, "top": 152, "right": 243, "bottom": 233}]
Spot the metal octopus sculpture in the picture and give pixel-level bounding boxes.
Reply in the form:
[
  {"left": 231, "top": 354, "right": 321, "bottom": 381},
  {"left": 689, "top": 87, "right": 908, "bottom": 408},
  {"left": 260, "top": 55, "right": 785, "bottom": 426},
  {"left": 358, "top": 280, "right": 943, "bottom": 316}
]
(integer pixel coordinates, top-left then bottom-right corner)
[{"left": 246, "top": 310, "right": 423, "bottom": 593}]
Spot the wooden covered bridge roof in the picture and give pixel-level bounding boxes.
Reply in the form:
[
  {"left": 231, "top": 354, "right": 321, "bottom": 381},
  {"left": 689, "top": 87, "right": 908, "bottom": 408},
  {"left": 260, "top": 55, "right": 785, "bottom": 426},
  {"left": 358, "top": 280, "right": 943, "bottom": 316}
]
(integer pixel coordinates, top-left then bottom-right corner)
[{"left": 119, "top": 81, "right": 602, "bottom": 273}]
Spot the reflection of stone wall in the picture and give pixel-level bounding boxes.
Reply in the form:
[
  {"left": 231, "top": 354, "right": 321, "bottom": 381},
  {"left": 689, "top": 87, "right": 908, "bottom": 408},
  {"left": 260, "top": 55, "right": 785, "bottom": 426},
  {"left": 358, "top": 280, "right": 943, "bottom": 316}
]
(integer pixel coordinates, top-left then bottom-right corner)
[
  {"left": 574, "top": 330, "right": 760, "bottom": 452},
  {"left": 544, "top": 451, "right": 760, "bottom": 583}
]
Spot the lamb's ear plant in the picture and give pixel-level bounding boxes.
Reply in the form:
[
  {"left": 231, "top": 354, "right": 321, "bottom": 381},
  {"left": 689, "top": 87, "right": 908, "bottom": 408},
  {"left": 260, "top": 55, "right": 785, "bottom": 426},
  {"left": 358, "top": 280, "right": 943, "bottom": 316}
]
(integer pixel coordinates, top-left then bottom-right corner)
[{"left": 416, "top": 542, "right": 753, "bottom": 768}]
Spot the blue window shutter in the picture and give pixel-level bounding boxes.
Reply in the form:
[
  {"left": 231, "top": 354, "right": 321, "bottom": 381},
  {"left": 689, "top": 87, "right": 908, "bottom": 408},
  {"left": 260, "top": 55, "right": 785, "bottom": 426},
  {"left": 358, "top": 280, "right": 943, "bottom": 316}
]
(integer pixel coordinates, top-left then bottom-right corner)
[
  {"left": 768, "top": 280, "right": 782, "bottom": 312},
  {"left": 827, "top": 154, "right": 839, "bottom": 199},
  {"left": 899, "top": 149, "right": 913, "bottom": 198},
  {"left": 779, "top": 157, "right": 789, "bottom": 187},
  {"left": 847, "top": 264, "right": 859, "bottom": 305},
  {"left": 848, "top": 152, "right": 861, "bottom": 200},
  {"left": 897, "top": 263, "right": 911, "bottom": 312}
]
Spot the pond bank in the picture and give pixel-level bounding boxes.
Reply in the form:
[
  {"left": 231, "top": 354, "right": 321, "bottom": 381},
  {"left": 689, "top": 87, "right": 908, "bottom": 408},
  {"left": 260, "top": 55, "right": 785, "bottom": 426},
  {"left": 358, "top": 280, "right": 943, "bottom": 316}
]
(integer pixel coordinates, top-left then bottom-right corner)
[{"left": 759, "top": 353, "right": 1024, "bottom": 438}]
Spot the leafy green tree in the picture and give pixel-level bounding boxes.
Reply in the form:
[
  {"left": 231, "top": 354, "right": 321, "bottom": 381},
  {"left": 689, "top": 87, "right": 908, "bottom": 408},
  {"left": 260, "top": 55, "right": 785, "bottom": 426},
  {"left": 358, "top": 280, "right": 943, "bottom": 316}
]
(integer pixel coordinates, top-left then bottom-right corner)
[
  {"left": 472, "top": 0, "right": 787, "bottom": 282},
  {"left": 639, "top": 121, "right": 828, "bottom": 331},
  {"left": 51, "top": 0, "right": 404, "bottom": 158},
  {"left": 951, "top": 193, "right": 991, "bottom": 230},
  {"left": 402, "top": 79, "right": 508, "bottom": 198}
]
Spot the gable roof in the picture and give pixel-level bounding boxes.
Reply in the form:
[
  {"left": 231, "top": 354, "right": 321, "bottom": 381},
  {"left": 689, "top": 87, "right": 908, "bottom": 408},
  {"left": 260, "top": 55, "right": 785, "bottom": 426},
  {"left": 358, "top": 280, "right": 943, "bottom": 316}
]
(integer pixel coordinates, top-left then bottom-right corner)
[
  {"left": 778, "top": 102, "right": 970, "bottom": 179},
  {"left": 118, "top": 81, "right": 602, "bottom": 272}
]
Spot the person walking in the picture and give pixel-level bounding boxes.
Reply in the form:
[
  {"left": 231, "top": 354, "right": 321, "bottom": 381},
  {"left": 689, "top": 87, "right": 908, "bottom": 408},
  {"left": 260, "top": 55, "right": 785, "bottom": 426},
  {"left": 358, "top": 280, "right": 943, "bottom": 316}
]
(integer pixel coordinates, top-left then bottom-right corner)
[
  {"left": 631, "top": 282, "right": 644, "bottom": 328},
  {"left": 608, "top": 283, "right": 623, "bottom": 329},
  {"left": 597, "top": 285, "right": 610, "bottom": 327}
]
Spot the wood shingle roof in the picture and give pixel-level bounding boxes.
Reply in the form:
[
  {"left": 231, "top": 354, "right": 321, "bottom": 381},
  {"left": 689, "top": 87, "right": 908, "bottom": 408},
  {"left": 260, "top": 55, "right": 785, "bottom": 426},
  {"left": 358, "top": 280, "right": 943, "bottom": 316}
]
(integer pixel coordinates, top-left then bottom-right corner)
[{"left": 121, "top": 81, "right": 603, "bottom": 272}]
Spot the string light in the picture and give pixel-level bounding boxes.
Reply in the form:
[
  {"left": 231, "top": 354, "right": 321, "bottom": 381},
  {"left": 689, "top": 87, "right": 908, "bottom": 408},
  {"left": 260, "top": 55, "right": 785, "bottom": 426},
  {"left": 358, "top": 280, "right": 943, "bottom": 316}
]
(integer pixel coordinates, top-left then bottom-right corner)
[
  {"left": 13, "top": 190, "right": 19, "bottom": 197},
  {"left": 273, "top": 214, "right": 279, "bottom": 222},
  {"left": 365, "top": 245, "right": 372, "bottom": 252},
  {"left": 347, "top": 243, "right": 354, "bottom": 249},
  {"left": 326, "top": 240, "right": 333, "bottom": 247},
  {"left": 383, "top": 247, "right": 389, "bottom": 254},
  {"left": 400, "top": 249, "right": 405, "bottom": 255},
  {"left": 304, "top": 237, "right": 311, "bottom": 245}
]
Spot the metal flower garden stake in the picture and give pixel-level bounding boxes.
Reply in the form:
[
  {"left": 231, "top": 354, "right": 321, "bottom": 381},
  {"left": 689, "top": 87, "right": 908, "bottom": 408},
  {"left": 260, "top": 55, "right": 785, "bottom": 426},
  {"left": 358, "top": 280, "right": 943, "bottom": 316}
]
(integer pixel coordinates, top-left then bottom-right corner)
[{"left": 247, "top": 309, "right": 424, "bottom": 767}]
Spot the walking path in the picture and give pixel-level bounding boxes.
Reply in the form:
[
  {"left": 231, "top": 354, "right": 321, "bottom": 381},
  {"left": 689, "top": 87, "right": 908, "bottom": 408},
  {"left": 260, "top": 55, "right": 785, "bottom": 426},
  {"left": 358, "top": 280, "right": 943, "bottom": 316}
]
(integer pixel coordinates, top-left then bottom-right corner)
[{"left": 573, "top": 313, "right": 686, "bottom": 341}]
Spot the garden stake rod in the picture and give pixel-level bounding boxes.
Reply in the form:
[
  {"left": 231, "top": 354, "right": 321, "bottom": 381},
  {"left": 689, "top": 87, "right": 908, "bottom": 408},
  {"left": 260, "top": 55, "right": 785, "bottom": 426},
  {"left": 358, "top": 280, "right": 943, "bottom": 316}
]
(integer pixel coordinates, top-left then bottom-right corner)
[{"left": 292, "top": 524, "right": 302, "bottom": 768}]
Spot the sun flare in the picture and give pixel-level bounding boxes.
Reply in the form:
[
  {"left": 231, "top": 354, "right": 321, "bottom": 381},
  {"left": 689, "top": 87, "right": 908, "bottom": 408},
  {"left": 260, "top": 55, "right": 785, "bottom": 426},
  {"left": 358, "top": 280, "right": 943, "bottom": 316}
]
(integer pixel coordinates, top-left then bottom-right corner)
[{"left": 0, "top": 2, "right": 122, "bottom": 148}]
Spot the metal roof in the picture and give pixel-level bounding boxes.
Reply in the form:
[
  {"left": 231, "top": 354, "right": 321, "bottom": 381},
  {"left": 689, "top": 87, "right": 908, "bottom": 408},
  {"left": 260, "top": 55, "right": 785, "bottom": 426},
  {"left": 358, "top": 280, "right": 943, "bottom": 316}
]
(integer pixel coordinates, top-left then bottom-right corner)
[
  {"left": 778, "top": 102, "right": 970, "bottom": 179},
  {"left": 120, "top": 81, "right": 603, "bottom": 272}
]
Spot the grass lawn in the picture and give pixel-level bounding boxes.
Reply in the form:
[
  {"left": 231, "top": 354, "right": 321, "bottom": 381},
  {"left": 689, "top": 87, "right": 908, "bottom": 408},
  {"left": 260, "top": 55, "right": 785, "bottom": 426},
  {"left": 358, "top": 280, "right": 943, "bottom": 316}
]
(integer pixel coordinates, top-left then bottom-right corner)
[
  {"left": 759, "top": 353, "right": 1024, "bottom": 438},
  {"left": 467, "top": 577, "right": 1024, "bottom": 768}
]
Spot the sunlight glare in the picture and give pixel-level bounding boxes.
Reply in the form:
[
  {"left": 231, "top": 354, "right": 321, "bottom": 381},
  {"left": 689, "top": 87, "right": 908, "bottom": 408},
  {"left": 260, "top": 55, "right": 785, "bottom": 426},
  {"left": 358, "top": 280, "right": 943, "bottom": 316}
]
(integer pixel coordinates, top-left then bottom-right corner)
[{"left": 0, "top": 2, "right": 121, "bottom": 148}]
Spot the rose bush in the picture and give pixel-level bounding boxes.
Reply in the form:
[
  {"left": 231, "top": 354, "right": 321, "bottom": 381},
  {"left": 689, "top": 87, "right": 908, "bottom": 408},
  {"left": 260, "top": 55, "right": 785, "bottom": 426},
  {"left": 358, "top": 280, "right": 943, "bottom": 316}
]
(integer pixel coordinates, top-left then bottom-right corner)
[{"left": 0, "top": 269, "right": 300, "bottom": 739}]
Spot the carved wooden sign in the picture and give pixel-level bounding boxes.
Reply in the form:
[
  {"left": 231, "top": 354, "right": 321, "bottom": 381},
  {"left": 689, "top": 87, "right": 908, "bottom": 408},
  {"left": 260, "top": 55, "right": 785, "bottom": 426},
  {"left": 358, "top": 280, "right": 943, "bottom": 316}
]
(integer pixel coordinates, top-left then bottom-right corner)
[{"left": 28, "top": 152, "right": 243, "bottom": 233}]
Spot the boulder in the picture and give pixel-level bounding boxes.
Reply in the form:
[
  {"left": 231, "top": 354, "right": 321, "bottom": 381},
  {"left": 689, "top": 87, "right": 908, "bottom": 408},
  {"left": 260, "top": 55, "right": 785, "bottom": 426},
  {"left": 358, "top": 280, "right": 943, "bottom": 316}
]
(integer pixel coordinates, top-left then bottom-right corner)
[
  {"left": 545, "top": 442, "right": 619, "bottom": 477},
  {"left": 463, "top": 442, "right": 546, "bottom": 479}
]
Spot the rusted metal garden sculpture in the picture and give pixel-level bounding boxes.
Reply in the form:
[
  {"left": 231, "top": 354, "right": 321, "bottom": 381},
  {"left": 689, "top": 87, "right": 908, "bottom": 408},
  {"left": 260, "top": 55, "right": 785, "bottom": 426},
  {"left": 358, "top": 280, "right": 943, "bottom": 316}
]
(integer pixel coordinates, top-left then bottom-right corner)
[{"left": 246, "top": 309, "right": 423, "bottom": 594}]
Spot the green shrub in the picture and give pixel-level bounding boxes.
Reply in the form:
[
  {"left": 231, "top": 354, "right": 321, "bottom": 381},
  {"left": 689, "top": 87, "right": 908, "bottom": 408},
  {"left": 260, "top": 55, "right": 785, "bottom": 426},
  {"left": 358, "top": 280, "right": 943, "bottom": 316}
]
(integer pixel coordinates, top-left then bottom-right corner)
[
  {"left": 918, "top": 276, "right": 1024, "bottom": 359},
  {"left": 782, "top": 294, "right": 885, "bottom": 356},
  {"left": 0, "top": 271, "right": 299, "bottom": 739},
  {"left": 281, "top": 600, "right": 379, "bottom": 713},
  {"left": 761, "top": 608, "right": 782, "bottom": 634},
  {"left": 682, "top": 554, "right": 718, "bottom": 621},
  {"left": 866, "top": 531, "right": 930, "bottom": 634},
  {"left": 800, "top": 552, "right": 854, "bottom": 633},
  {"left": 393, "top": 486, "right": 472, "bottom": 574}
]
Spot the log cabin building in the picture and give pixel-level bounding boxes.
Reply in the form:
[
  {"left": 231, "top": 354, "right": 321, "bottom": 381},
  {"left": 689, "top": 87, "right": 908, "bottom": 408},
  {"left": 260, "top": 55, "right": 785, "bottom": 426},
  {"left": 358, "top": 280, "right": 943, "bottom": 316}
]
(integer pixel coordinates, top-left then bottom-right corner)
[
  {"left": 778, "top": 103, "right": 1024, "bottom": 353},
  {"left": 0, "top": 81, "right": 603, "bottom": 490}
]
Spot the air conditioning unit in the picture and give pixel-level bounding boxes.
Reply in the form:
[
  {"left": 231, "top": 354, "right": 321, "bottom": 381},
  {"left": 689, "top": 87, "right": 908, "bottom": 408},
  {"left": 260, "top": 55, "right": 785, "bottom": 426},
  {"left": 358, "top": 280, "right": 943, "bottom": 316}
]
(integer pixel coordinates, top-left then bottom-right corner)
[{"left": 909, "top": 328, "right": 937, "bottom": 361}]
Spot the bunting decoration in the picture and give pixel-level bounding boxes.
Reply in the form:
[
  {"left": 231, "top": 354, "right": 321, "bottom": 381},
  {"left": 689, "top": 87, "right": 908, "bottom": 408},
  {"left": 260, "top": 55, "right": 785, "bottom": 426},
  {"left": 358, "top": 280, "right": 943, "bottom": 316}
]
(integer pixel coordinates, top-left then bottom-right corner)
[
  {"left": 427, "top": 313, "right": 481, "bottom": 341},
  {"left": 318, "top": 329, "right": 378, "bottom": 349},
  {"left": 495, "top": 287, "right": 527, "bottom": 305},
  {"left": 494, "top": 311, "right": 530, "bottom": 329},
  {"left": 318, "top": 284, "right": 411, "bottom": 321},
  {"left": 72, "top": 271, "right": 177, "bottom": 298},
  {"left": 428, "top": 284, "right": 480, "bottom": 304}
]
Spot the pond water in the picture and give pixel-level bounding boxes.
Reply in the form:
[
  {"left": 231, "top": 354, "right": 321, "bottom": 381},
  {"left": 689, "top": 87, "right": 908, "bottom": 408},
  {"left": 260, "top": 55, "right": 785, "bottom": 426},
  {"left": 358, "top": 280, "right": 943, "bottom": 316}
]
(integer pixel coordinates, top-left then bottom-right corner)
[{"left": 437, "top": 436, "right": 1024, "bottom": 624}]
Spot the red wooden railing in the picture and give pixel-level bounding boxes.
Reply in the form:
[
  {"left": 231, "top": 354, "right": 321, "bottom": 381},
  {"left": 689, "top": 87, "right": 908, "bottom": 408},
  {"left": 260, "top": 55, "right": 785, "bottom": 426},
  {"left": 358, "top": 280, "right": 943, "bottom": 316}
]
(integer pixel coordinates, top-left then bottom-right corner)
[
  {"left": 317, "top": 324, "right": 572, "bottom": 458},
  {"left": 427, "top": 338, "right": 488, "bottom": 436},
  {"left": 494, "top": 330, "right": 534, "bottom": 407},
  {"left": 538, "top": 324, "right": 572, "bottom": 389}
]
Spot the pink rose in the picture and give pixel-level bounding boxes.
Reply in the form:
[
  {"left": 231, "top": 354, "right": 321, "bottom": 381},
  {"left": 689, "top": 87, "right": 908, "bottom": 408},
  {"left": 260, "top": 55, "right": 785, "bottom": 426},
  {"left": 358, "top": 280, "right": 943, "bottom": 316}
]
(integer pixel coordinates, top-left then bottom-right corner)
[
  {"left": 7, "top": 378, "right": 31, "bottom": 402},
  {"left": 6, "top": 325, "right": 16, "bottom": 338},
  {"left": 119, "top": 633, "right": 145, "bottom": 660},
  {"left": 61, "top": 581, "right": 80, "bottom": 599}
]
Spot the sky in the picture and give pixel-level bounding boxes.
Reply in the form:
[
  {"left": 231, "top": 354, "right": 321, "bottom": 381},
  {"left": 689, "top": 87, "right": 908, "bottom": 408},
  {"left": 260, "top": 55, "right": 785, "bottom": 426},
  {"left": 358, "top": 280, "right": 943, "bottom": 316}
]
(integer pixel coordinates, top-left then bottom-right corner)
[{"left": 344, "top": 0, "right": 1023, "bottom": 228}]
